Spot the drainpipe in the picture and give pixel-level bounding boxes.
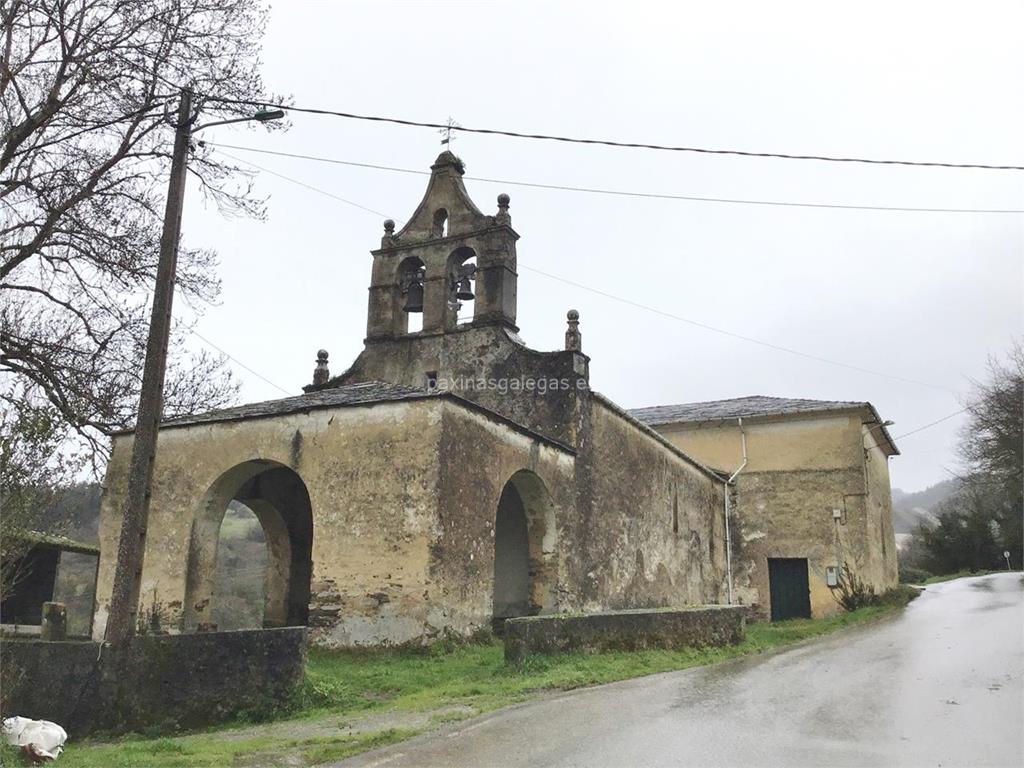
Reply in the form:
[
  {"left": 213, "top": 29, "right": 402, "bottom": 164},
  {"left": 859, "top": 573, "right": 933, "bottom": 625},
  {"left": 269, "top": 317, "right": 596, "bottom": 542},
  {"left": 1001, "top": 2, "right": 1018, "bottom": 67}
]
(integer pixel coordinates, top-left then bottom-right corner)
[{"left": 723, "top": 417, "right": 748, "bottom": 605}]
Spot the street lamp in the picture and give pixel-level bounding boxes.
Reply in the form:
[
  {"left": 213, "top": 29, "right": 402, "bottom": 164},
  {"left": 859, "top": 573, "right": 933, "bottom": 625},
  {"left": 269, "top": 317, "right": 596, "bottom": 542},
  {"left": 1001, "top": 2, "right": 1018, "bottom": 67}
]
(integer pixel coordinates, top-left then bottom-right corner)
[
  {"left": 193, "top": 106, "right": 285, "bottom": 132},
  {"left": 104, "top": 88, "right": 284, "bottom": 647}
]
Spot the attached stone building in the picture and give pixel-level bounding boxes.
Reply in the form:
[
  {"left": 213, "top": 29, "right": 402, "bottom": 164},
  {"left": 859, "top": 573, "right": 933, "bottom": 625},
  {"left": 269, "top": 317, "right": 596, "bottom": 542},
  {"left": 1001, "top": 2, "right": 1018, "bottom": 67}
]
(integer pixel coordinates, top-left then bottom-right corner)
[
  {"left": 92, "top": 152, "right": 728, "bottom": 647},
  {"left": 630, "top": 396, "right": 900, "bottom": 619}
]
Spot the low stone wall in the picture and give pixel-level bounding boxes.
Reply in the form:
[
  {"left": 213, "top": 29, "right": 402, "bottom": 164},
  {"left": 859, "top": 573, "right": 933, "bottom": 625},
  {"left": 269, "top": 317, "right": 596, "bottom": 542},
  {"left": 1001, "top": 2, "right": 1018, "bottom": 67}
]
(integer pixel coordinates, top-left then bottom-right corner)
[
  {"left": 503, "top": 606, "right": 746, "bottom": 663},
  {"left": 0, "top": 627, "right": 306, "bottom": 735}
]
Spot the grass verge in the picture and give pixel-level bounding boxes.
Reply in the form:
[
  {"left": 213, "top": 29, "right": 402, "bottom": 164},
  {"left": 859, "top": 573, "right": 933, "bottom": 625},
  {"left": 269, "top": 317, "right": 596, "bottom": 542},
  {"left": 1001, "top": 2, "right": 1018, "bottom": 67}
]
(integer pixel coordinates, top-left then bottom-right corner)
[
  {"left": 55, "top": 589, "right": 916, "bottom": 768},
  {"left": 920, "top": 569, "right": 1008, "bottom": 585}
]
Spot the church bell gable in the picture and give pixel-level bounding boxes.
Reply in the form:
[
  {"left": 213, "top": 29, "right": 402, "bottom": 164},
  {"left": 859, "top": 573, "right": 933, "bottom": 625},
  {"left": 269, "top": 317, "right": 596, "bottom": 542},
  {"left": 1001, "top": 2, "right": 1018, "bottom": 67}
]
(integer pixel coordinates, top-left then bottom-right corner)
[{"left": 365, "top": 151, "right": 519, "bottom": 339}]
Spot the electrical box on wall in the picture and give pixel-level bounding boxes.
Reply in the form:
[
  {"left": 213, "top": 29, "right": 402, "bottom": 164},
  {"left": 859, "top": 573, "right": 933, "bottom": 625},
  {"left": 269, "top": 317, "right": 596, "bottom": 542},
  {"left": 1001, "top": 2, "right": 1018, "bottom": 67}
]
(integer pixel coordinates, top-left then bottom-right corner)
[{"left": 826, "top": 566, "right": 839, "bottom": 587}]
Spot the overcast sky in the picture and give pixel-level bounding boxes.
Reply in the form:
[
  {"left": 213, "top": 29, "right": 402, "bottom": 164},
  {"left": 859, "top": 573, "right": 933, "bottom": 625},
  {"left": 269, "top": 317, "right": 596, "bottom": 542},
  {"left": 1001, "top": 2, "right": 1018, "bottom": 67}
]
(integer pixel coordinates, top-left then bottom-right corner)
[{"left": 179, "top": 0, "right": 1023, "bottom": 493}]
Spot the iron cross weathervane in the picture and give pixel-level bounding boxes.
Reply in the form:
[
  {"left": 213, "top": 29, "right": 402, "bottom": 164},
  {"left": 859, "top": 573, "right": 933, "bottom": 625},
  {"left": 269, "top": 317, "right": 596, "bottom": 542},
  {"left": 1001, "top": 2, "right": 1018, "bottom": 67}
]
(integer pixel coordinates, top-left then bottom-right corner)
[{"left": 440, "top": 116, "right": 460, "bottom": 146}]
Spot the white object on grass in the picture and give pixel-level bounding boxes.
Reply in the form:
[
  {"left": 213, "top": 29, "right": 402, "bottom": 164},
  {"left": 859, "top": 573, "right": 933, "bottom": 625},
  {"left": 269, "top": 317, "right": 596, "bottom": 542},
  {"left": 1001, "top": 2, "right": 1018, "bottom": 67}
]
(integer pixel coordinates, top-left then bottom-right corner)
[{"left": 2, "top": 716, "right": 68, "bottom": 761}]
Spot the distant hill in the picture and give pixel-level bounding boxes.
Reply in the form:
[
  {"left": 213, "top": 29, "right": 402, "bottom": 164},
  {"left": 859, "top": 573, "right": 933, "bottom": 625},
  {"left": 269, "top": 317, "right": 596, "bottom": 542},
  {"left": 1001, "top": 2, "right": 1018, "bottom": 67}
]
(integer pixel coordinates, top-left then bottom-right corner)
[
  {"left": 891, "top": 478, "right": 959, "bottom": 534},
  {"left": 33, "top": 481, "right": 102, "bottom": 543}
]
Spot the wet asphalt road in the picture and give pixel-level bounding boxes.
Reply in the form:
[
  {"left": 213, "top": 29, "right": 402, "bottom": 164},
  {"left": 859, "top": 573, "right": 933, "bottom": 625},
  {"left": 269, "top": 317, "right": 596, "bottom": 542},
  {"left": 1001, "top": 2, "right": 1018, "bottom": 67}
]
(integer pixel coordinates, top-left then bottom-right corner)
[{"left": 338, "top": 573, "right": 1023, "bottom": 768}]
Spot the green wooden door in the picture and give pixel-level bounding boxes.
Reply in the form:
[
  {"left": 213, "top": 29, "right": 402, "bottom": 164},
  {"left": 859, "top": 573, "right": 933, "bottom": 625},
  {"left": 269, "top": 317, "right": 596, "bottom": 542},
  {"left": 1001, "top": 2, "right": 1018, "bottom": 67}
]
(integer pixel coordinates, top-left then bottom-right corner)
[{"left": 768, "top": 558, "right": 812, "bottom": 621}]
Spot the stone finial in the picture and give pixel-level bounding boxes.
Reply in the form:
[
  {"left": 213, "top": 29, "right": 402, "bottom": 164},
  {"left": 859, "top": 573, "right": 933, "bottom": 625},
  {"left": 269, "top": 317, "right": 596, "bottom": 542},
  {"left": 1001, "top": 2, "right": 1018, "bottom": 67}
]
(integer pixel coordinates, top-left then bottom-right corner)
[
  {"left": 496, "top": 193, "right": 511, "bottom": 225},
  {"left": 312, "top": 349, "right": 330, "bottom": 386},
  {"left": 381, "top": 219, "right": 395, "bottom": 248},
  {"left": 565, "top": 309, "right": 581, "bottom": 352}
]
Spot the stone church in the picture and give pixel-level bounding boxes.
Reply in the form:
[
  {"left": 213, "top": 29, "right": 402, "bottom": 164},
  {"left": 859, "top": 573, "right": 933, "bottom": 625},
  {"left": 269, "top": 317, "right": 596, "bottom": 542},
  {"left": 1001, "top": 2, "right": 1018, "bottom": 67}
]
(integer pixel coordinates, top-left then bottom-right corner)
[
  {"left": 93, "top": 151, "right": 728, "bottom": 647},
  {"left": 92, "top": 150, "right": 897, "bottom": 646}
]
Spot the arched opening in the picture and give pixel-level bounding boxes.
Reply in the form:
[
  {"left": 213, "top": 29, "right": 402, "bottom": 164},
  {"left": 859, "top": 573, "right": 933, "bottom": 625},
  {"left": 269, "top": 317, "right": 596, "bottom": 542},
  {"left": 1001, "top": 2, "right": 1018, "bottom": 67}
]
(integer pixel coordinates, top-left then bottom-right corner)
[
  {"left": 493, "top": 483, "right": 530, "bottom": 621},
  {"left": 432, "top": 208, "right": 449, "bottom": 238},
  {"left": 447, "top": 246, "right": 476, "bottom": 326},
  {"left": 183, "top": 462, "right": 313, "bottom": 631},
  {"left": 493, "top": 470, "right": 557, "bottom": 627},
  {"left": 211, "top": 501, "right": 267, "bottom": 630},
  {"left": 397, "top": 256, "right": 425, "bottom": 334}
]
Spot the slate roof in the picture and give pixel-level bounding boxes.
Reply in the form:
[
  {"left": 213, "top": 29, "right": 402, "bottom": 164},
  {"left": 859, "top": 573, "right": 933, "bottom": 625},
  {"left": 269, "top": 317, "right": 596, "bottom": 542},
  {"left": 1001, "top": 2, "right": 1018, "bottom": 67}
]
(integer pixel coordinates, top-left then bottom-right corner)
[
  {"left": 118, "top": 381, "right": 430, "bottom": 432},
  {"left": 114, "top": 381, "right": 575, "bottom": 453},
  {"left": 628, "top": 396, "right": 868, "bottom": 426},
  {"left": 628, "top": 395, "right": 899, "bottom": 455},
  {"left": 18, "top": 530, "right": 100, "bottom": 555}
]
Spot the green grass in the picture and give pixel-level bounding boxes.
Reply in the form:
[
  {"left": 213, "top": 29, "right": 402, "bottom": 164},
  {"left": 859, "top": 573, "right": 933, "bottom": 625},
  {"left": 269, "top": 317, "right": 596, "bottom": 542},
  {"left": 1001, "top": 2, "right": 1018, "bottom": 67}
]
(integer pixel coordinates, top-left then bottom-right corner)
[
  {"left": 921, "top": 569, "right": 1008, "bottom": 585},
  {"left": 302, "top": 611, "right": 886, "bottom": 716},
  {"left": 56, "top": 595, "right": 915, "bottom": 768},
  {"left": 47, "top": 730, "right": 418, "bottom": 768}
]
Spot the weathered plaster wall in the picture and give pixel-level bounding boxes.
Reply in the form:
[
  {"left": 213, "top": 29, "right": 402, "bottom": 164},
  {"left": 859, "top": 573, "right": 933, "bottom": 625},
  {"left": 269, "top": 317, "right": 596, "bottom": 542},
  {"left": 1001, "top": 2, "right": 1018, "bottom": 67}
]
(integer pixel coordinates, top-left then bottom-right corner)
[
  {"left": 731, "top": 468, "right": 867, "bottom": 617},
  {"left": 656, "top": 414, "right": 861, "bottom": 473},
  {"left": 863, "top": 431, "right": 899, "bottom": 590},
  {"left": 653, "top": 413, "right": 897, "bottom": 618},
  {"left": 95, "top": 397, "right": 585, "bottom": 648},
  {"left": 432, "top": 401, "right": 576, "bottom": 630},
  {"left": 96, "top": 401, "right": 446, "bottom": 646},
  {"left": 579, "top": 399, "right": 726, "bottom": 612}
]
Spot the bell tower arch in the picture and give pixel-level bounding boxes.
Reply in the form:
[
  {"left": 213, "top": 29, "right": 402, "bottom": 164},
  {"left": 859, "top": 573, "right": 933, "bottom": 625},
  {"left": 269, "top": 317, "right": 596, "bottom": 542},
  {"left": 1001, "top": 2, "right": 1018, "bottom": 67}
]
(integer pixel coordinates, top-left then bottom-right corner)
[
  {"left": 364, "top": 151, "right": 519, "bottom": 340},
  {"left": 310, "top": 150, "right": 588, "bottom": 450}
]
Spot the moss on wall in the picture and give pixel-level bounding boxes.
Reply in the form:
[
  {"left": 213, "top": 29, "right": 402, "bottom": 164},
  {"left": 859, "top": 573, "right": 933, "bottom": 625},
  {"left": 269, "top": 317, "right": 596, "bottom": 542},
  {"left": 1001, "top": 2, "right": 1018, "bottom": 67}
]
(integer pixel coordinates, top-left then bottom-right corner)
[
  {"left": 579, "top": 399, "right": 726, "bottom": 612},
  {"left": 1, "top": 628, "right": 306, "bottom": 735}
]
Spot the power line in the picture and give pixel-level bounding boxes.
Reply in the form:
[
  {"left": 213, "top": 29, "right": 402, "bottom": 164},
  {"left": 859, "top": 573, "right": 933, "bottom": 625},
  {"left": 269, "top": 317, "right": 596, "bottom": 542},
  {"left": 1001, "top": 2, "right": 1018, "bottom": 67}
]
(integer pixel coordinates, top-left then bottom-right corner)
[
  {"left": 213, "top": 146, "right": 960, "bottom": 396},
  {"left": 203, "top": 142, "right": 1024, "bottom": 215},
  {"left": 893, "top": 407, "right": 969, "bottom": 440},
  {"left": 200, "top": 96, "right": 1024, "bottom": 172},
  {"left": 203, "top": 141, "right": 427, "bottom": 179},
  {"left": 214, "top": 148, "right": 390, "bottom": 218},
  {"left": 865, "top": 406, "right": 970, "bottom": 454},
  {"left": 522, "top": 265, "right": 958, "bottom": 393},
  {"left": 179, "top": 319, "right": 292, "bottom": 396}
]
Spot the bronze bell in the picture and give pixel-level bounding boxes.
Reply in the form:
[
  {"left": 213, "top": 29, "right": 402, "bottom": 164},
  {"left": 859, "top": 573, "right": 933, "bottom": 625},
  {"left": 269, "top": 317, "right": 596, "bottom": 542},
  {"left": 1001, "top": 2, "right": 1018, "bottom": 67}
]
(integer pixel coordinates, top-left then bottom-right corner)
[
  {"left": 456, "top": 276, "right": 474, "bottom": 301},
  {"left": 403, "top": 280, "right": 424, "bottom": 313}
]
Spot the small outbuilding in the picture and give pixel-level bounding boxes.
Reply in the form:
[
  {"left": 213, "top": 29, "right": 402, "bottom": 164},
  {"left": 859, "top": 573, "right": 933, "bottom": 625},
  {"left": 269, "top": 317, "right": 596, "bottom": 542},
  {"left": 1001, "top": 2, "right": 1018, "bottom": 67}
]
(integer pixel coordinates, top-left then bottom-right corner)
[
  {"left": 1, "top": 532, "right": 99, "bottom": 638},
  {"left": 630, "top": 396, "right": 900, "bottom": 619}
]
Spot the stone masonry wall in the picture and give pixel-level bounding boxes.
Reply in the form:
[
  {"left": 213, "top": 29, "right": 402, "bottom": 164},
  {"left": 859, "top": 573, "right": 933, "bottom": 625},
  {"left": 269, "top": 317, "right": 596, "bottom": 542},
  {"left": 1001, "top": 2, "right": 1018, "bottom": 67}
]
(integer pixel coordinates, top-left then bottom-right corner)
[
  {"left": 1, "top": 628, "right": 306, "bottom": 735},
  {"left": 503, "top": 606, "right": 745, "bottom": 663},
  {"left": 577, "top": 398, "right": 727, "bottom": 611},
  {"left": 732, "top": 467, "right": 876, "bottom": 618}
]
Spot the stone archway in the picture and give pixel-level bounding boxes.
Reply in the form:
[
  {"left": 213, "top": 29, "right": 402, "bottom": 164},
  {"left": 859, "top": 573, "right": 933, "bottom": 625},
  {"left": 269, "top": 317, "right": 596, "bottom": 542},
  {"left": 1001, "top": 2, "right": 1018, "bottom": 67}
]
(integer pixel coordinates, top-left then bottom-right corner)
[
  {"left": 183, "top": 461, "right": 313, "bottom": 631},
  {"left": 492, "top": 470, "right": 557, "bottom": 623}
]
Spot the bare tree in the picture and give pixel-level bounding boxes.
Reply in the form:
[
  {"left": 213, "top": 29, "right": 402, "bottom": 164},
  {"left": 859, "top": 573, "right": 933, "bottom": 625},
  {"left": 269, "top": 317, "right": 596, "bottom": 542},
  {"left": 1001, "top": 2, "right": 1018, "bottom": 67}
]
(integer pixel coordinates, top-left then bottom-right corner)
[
  {"left": 958, "top": 339, "right": 1023, "bottom": 567},
  {"left": 960, "top": 340, "right": 1023, "bottom": 500},
  {"left": 1, "top": 0, "right": 286, "bottom": 460},
  {"left": 910, "top": 340, "right": 1024, "bottom": 574}
]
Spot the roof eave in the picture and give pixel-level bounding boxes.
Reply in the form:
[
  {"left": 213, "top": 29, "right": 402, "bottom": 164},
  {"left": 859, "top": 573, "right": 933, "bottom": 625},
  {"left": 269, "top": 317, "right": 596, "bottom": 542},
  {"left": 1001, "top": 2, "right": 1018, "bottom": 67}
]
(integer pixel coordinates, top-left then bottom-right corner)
[{"left": 638, "top": 402, "right": 901, "bottom": 457}]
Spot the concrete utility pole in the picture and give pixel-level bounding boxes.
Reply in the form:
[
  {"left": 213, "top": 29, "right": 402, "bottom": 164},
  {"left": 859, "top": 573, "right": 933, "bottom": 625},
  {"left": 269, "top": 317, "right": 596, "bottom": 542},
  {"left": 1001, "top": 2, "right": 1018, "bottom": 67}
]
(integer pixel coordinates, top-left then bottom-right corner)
[
  {"left": 102, "top": 90, "right": 284, "bottom": 647},
  {"left": 104, "top": 87, "right": 194, "bottom": 647}
]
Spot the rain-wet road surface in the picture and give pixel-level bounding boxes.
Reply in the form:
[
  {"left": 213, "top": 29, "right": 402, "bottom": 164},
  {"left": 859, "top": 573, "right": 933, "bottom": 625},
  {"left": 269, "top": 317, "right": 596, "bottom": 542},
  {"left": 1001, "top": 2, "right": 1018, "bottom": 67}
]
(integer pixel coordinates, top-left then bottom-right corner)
[{"left": 337, "top": 573, "right": 1023, "bottom": 767}]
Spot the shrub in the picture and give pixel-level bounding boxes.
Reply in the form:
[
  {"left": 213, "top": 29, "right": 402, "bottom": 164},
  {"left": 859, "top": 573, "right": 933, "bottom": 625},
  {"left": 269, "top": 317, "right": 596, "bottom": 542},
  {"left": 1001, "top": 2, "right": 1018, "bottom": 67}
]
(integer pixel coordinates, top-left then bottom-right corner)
[
  {"left": 832, "top": 563, "right": 880, "bottom": 611},
  {"left": 879, "top": 584, "right": 921, "bottom": 607}
]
